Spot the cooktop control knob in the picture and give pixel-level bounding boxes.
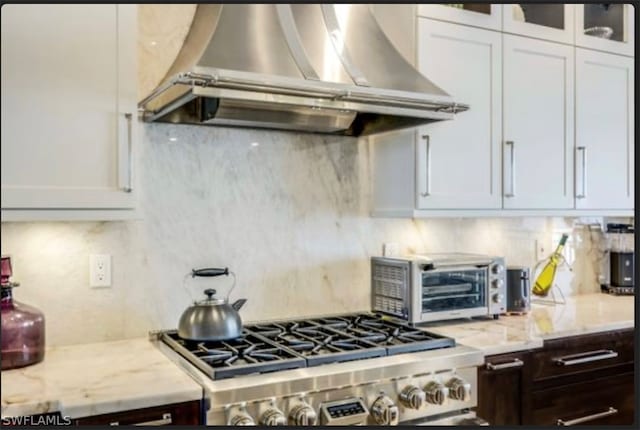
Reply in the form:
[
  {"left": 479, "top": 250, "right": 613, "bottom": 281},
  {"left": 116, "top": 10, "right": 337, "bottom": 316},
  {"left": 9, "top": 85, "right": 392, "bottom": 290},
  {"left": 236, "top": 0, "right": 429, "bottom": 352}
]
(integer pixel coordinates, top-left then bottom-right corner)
[
  {"left": 229, "top": 412, "right": 256, "bottom": 426},
  {"left": 492, "top": 293, "right": 504, "bottom": 303},
  {"left": 289, "top": 403, "right": 317, "bottom": 426},
  {"left": 260, "top": 408, "right": 286, "bottom": 426},
  {"left": 447, "top": 377, "right": 472, "bottom": 402},
  {"left": 424, "top": 381, "right": 449, "bottom": 405},
  {"left": 399, "top": 385, "right": 425, "bottom": 410},
  {"left": 492, "top": 264, "right": 504, "bottom": 275},
  {"left": 371, "top": 394, "right": 399, "bottom": 425}
]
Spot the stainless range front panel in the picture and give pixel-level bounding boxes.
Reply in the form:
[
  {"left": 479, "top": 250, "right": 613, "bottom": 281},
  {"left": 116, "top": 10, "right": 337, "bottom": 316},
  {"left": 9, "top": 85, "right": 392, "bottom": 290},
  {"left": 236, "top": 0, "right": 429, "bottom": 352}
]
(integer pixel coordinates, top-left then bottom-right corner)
[{"left": 154, "top": 339, "right": 482, "bottom": 426}]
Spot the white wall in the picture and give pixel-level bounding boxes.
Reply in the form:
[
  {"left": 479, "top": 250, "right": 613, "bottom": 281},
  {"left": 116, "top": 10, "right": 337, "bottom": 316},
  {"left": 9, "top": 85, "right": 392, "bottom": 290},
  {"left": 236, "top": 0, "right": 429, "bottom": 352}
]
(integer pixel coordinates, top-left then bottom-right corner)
[{"left": 0, "top": 123, "right": 606, "bottom": 346}]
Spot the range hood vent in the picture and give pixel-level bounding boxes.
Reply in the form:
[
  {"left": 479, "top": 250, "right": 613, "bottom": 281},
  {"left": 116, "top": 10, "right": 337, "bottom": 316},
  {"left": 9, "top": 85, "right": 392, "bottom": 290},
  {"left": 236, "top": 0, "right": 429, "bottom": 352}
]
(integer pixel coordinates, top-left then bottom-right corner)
[{"left": 139, "top": 4, "right": 468, "bottom": 137}]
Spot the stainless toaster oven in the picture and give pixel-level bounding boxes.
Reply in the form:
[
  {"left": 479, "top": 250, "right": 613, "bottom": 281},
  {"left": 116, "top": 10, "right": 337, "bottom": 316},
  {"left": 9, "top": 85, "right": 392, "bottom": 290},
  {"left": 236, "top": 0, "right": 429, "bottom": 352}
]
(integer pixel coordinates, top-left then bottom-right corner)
[{"left": 371, "top": 253, "right": 506, "bottom": 324}]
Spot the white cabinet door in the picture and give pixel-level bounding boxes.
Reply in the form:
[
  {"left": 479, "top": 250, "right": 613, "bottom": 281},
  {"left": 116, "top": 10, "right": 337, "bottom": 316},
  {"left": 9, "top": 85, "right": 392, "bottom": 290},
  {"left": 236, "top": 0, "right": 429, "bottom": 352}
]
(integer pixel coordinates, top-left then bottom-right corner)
[
  {"left": 417, "top": 4, "right": 502, "bottom": 31},
  {"left": 415, "top": 19, "right": 502, "bottom": 209},
  {"left": 1, "top": 4, "right": 136, "bottom": 211},
  {"left": 503, "top": 35, "right": 574, "bottom": 209},
  {"left": 575, "top": 48, "right": 634, "bottom": 209},
  {"left": 575, "top": 4, "right": 634, "bottom": 57},
  {"left": 503, "top": 4, "right": 575, "bottom": 44}
]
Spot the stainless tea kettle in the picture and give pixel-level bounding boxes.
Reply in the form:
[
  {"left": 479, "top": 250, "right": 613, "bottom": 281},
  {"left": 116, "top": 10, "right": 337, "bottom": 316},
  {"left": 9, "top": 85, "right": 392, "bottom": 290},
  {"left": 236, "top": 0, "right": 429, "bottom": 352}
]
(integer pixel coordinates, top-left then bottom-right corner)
[{"left": 178, "top": 268, "right": 247, "bottom": 341}]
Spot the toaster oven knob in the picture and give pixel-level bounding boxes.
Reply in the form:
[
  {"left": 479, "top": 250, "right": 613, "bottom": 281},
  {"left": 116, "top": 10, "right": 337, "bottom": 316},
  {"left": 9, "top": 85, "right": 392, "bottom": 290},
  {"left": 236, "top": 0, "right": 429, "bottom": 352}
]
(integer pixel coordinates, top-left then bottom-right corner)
[
  {"left": 371, "top": 394, "right": 400, "bottom": 425},
  {"left": 446, "top": 377, "right": 472, "bottom": 402},
  {"left": 289, "top": 403, "right": 317, "bottom": 426},
  {"left": 260, "top": 408, "right": 286, "bottom": 426},
  {"left": 492, "top": 293, "right": 504, "bottom": 303},
  {"left": 399, "top": 385, "right": 425, "bottom": 409},
  {"left": 492, "top": 279, "right": 504, "bottom": 289},
  {"left": 424, "top": 381, "right": 449, "bottom": 405},
  {"left": 492, "top": 264, "right": 504, "bottom": 275}
]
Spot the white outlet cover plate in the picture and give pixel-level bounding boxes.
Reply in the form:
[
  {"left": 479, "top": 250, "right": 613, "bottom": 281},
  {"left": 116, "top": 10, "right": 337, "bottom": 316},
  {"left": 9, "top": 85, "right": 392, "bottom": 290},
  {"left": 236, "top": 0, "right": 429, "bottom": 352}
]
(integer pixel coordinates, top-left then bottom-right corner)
[{"left": 90, "top": 254, "right": 111, "bottom": 288}]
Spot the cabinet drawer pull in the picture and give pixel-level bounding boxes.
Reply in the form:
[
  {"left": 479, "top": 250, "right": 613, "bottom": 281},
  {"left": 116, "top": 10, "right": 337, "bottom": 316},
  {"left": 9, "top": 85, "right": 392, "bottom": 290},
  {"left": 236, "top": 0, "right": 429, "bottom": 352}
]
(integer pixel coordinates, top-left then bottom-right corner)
[
  {"left": 553, "top": 349, "right": 618, "bottom": 366},
  {"left": 486, "top": 358, "right": 523, "bottom": 370},
  {"left": 556, "top": 407, "right": 617, "bottom": 426},
  {"left": 110, "top": 412, "right": 172, "bottom": 426}
]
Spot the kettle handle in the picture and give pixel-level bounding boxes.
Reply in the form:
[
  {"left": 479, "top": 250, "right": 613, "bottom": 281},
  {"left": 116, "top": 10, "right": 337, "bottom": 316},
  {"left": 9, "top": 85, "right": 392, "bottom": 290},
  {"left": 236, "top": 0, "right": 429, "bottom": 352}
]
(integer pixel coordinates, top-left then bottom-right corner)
[{"left": 192, "top": 268, "right": 229, "bottom": 277}]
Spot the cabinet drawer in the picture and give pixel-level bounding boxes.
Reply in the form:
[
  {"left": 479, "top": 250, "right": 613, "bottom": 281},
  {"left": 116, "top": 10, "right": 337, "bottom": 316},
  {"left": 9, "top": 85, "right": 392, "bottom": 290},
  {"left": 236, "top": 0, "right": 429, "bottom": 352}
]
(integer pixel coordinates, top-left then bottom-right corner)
[
  {"left": 74, "top": 400, "right": 201, "bottom": 426},
  {"left": 531, "top": 330, "right": 633, "bottom": 382},
  {"left": 531, "top": 372, "right": 634, "bottom": 425}
]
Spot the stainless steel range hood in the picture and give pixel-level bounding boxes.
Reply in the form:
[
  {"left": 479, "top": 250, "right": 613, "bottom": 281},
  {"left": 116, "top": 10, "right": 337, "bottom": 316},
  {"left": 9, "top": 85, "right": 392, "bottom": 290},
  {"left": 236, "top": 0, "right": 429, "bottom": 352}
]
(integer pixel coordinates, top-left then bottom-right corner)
[{"left": 139, "top": 4, "right": 468, "bottom": 137}]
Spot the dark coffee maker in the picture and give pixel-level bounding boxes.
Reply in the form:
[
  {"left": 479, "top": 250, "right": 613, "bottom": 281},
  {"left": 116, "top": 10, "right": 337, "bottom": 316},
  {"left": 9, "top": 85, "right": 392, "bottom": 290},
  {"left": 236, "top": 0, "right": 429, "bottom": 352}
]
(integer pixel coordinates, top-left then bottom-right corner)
[{"left": 601, "top": 224, "right": 634, "bottom": 295}]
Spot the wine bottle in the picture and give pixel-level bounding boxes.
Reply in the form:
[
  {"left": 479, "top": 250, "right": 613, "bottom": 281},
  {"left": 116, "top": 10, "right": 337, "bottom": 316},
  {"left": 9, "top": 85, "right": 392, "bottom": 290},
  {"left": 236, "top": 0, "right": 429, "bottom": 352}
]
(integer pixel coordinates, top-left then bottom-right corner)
[{"left": 532, "top": 234, "right": 569, "bottom": 297}]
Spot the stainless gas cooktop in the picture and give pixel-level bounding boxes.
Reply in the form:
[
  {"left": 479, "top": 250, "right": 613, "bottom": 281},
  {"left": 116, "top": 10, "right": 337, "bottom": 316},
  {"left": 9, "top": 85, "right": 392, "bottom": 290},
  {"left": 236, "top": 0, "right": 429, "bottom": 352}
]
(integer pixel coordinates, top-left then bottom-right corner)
[
  {"left": 154, "top": 313, "right": 484, "bottom": 426},
  {"left": 160, "top": 313, "right": 455, "bottom": 380}
]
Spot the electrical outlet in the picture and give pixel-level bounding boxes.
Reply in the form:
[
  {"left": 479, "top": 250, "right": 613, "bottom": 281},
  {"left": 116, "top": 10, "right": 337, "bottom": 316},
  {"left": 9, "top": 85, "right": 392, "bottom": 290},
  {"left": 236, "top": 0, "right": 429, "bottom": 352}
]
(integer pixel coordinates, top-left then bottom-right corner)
[
  {"left": 90, "top": 254, "right": 111, "bottom": 288},
  {"left": 382, "top": 242, "right": 400, "bottom": 257}
]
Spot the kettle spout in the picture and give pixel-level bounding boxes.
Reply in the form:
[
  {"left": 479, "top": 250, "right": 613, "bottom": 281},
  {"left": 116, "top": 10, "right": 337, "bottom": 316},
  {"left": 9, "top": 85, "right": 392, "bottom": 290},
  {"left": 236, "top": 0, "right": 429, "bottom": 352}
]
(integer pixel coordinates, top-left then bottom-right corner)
[{"left": 232, "top": 299, "right": 247, "bottom": 311}]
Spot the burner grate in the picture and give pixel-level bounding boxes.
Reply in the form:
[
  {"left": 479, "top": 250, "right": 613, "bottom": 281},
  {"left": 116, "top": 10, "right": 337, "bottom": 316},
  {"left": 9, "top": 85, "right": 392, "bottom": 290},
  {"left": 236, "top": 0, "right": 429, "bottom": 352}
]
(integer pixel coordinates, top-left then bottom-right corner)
[
  {"left": 162, "top": 331, "right": 306, "bottom": 380},
  {"left": 308, "top": 313, "right": 456, "bottom": 355},
  {"left": 246, "top": 322, "right": 387, "bottom": 366}
]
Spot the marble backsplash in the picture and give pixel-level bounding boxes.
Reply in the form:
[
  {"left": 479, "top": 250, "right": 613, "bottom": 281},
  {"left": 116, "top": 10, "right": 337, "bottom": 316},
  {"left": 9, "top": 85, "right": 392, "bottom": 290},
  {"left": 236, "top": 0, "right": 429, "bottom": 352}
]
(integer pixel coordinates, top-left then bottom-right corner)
[{"left": 0, "top": 123, "right": 617, "bottom": 346}]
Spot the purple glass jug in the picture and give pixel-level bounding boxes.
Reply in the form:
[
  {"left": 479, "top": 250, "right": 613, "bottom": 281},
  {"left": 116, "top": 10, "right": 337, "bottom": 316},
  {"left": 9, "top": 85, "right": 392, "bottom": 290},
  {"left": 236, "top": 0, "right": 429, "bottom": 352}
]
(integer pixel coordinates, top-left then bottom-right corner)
[{"left": 1, "top": 255, "right": 45, "bottom": 370}]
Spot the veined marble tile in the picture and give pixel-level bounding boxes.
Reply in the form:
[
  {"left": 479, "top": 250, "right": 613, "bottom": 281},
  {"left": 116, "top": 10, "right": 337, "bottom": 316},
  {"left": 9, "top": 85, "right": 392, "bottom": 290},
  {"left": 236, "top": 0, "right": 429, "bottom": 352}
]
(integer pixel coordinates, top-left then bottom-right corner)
[{"left": 0, "top": 123, "right": 624, "bottom": 347}]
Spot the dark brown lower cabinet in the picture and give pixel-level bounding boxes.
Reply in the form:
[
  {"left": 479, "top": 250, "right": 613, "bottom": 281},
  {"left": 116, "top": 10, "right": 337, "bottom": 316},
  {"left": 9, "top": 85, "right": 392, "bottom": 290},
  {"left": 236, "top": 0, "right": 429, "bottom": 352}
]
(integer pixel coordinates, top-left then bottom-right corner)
[
  {"left": 477, "top": 351, "right": 528, "bottom": 425},
  {"left": 74, "top": 400, "right": 202, "bottom": 425},
  {"left": 477, "top": 328, "right": 635, "bottom": 426},
  {"left": 530, "top": 371, "right": 634, "bottom": 425}
]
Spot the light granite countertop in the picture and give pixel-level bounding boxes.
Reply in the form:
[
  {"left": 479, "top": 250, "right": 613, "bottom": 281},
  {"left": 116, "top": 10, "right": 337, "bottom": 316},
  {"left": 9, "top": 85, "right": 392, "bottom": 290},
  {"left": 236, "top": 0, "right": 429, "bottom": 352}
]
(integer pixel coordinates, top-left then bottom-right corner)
[
  {"left": 1, "top": 294, "right": 633, "bottom": 418},
  {"left": 422, "top": 293, "right": 635, "bottom": 355},
  {"left": 1, "top": 338, "right": 203, "bottom": 419}
]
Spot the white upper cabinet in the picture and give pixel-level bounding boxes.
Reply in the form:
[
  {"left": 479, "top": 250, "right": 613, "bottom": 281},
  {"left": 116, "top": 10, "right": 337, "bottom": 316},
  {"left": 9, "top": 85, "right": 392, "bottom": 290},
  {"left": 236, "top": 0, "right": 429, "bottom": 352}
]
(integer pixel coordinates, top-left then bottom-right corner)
[
  {"left": 371, "top": 19, "right": 502, "bottom": 215},
  {"left": 575, "top": 4, "right": 634, "bottom": 56},
  {"left": 503, "top": 4, "right": 575, "bottom": 44},
  {"left": 416, "top": 19, "right": 502, "bottom": 209},
  {"left": 417, "top": 4, "right": 502, "bottom": 31},
  {"left": 575, "top": 48, "right": 634, "bottom": 210},
  {"left": 502, "top": 35, "right": 574, "bottom": 210},
  {"left": 1, "top": 5, "right": 137, "bottom": 217}
]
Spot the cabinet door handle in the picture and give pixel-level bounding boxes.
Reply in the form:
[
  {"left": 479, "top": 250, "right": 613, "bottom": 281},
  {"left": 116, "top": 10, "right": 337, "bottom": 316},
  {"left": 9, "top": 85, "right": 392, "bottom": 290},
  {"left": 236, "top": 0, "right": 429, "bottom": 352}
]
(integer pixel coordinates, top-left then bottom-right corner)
[
  {"left": 575, "top": 146, "right": 587, "bottom": 199},
  {"left": 485, "top": 358, "right": 523, "bottom": 370},
  {"left": 420, "top": 134, "right": 431, "bottom": 197},
  {"left": 504, "top": 141, "right": 516, "bottom": 197},
  {"left": 122, "top": 112, "right": 133, "bottom": 193},
  {"left": 553, "top": 349, "right": 618, "bottom": 366},
  {"left": 556, "top": 407, "right": 618, "bottom": 426},
  {"left": 110, "top": 412, "right": 172, "bottom": 426}
]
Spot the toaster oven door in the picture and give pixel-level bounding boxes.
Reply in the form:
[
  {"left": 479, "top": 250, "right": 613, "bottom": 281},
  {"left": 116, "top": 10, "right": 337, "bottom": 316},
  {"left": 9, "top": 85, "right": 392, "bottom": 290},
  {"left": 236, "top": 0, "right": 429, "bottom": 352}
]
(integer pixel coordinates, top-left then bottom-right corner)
[{"left": 420, "top": 266, "right": 488, "bottom": 318}]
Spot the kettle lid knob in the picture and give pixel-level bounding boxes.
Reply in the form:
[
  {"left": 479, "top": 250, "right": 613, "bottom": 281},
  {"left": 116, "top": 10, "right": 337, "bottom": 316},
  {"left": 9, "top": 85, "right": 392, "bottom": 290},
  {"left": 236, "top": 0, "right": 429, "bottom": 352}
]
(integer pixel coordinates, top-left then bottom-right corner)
[{"left": 204, "top": 288, "right": 217, "bottom": 299}]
